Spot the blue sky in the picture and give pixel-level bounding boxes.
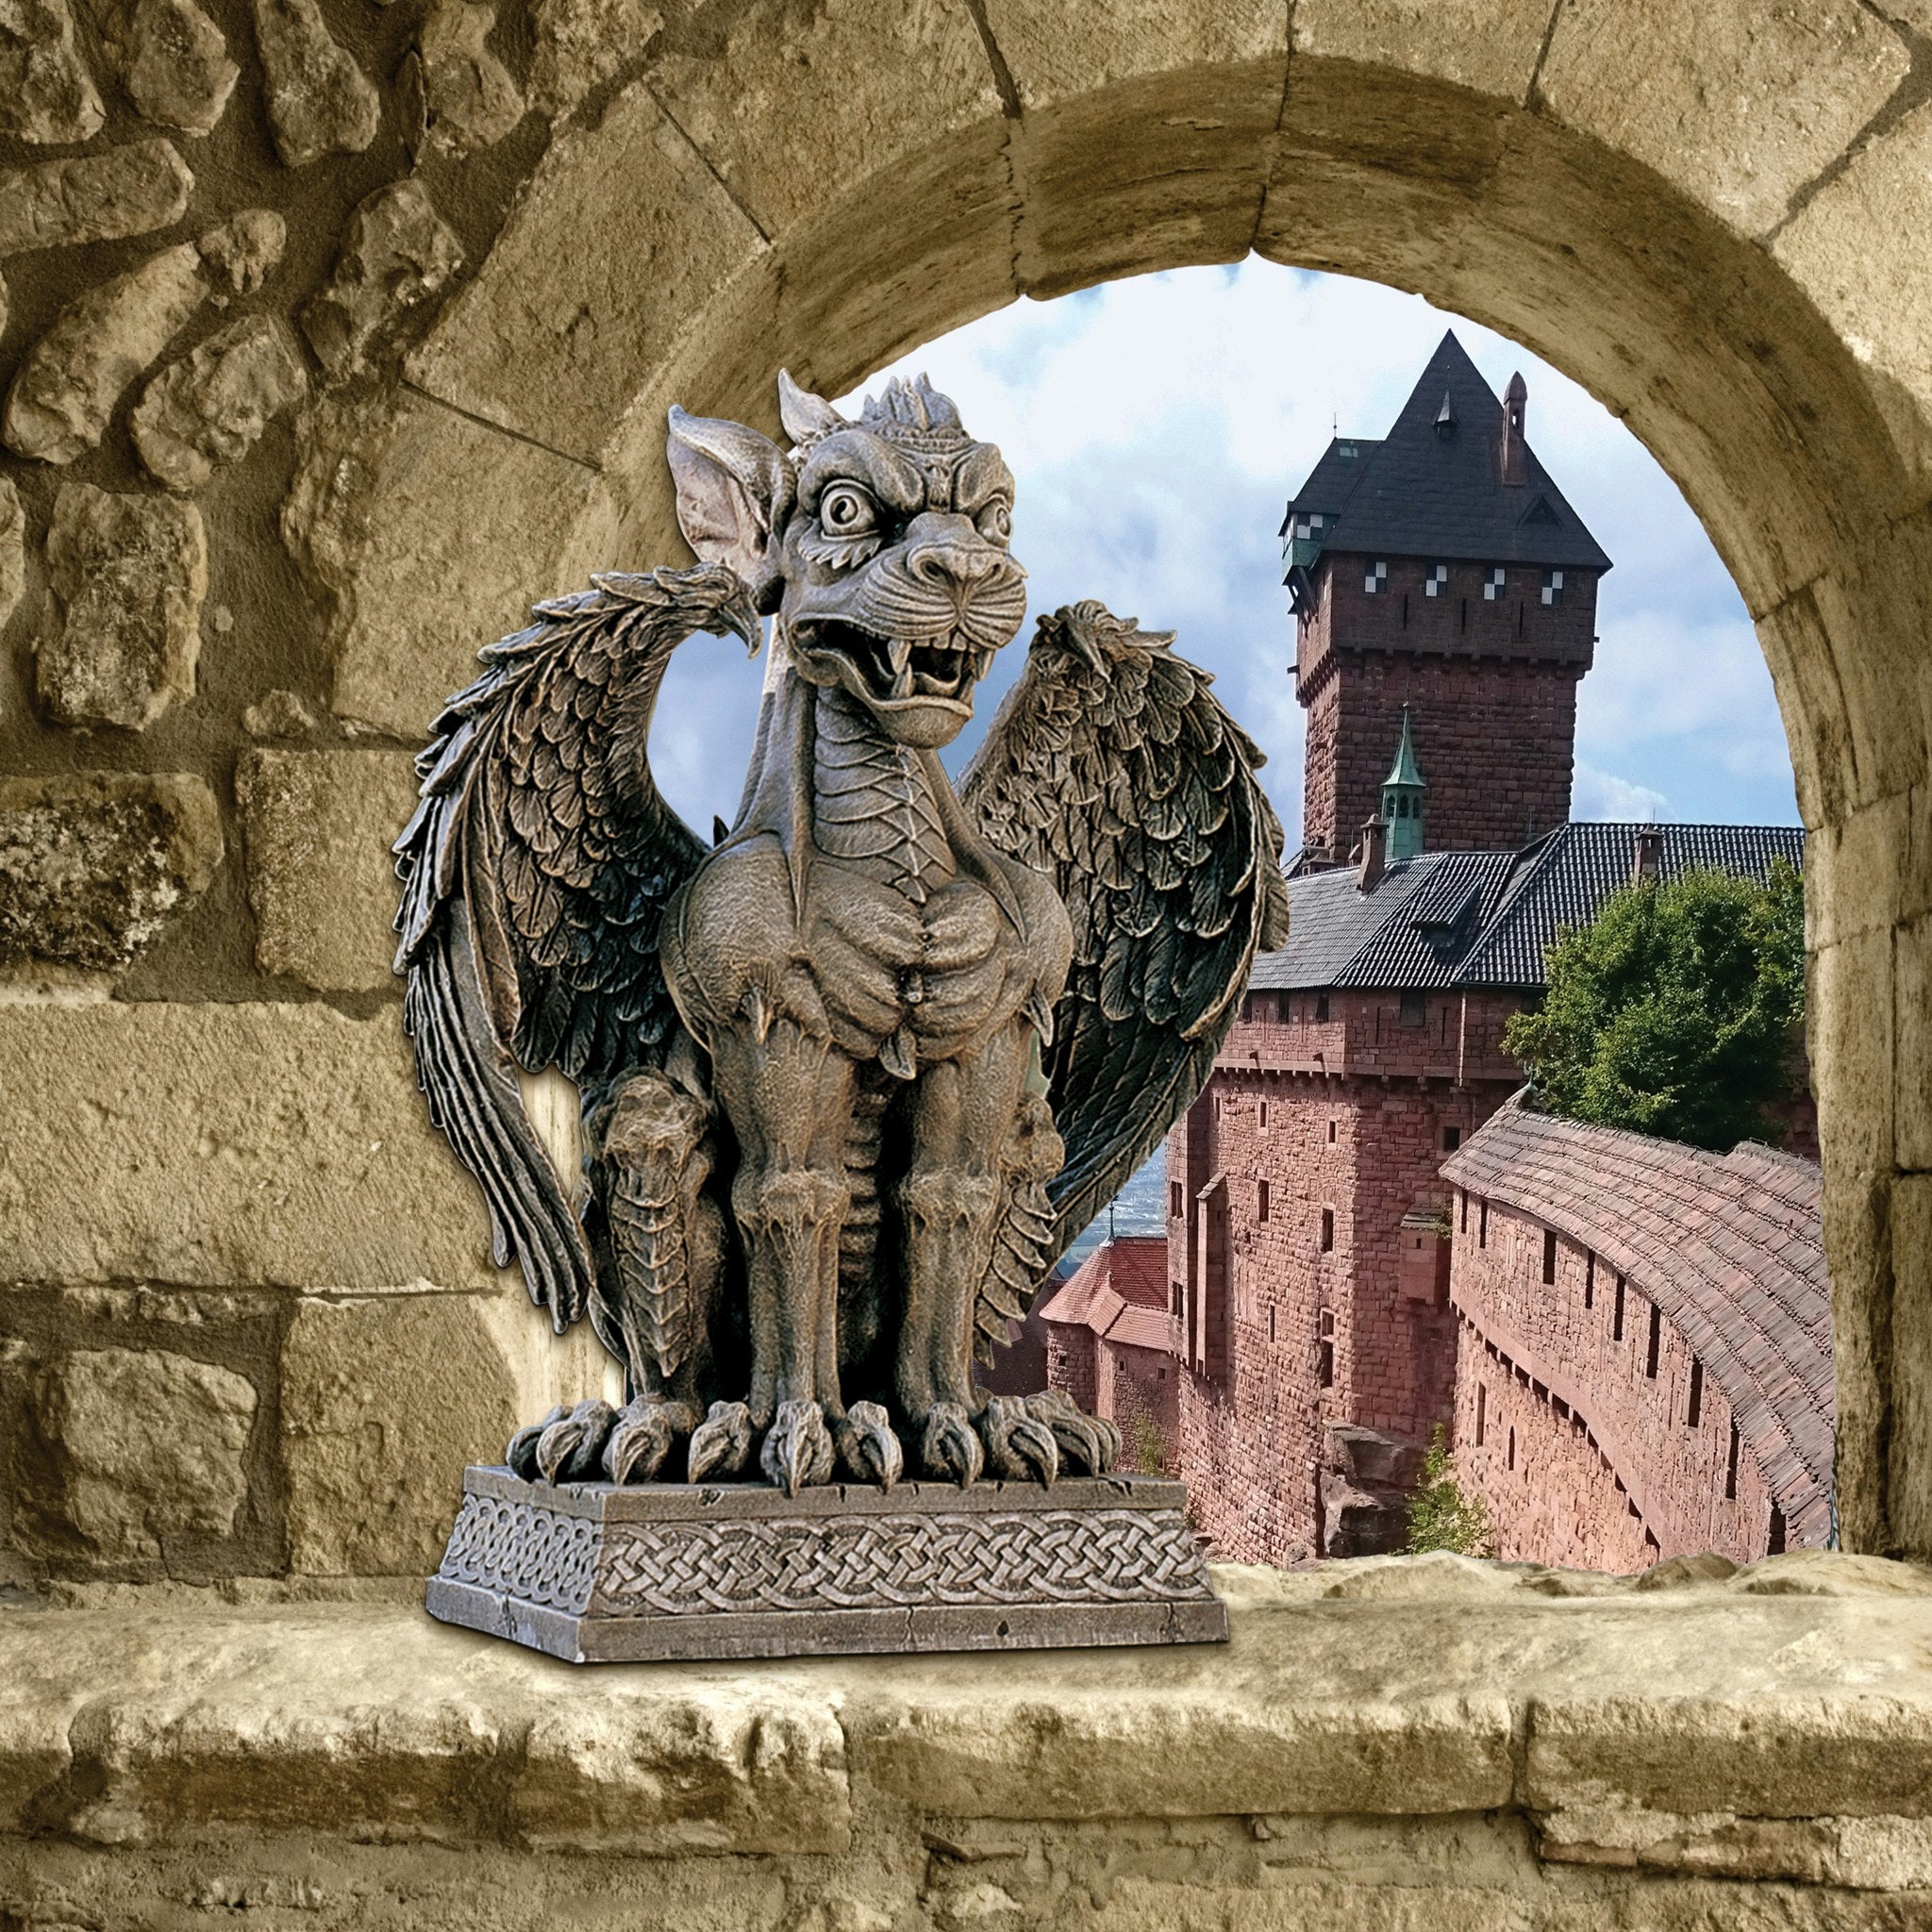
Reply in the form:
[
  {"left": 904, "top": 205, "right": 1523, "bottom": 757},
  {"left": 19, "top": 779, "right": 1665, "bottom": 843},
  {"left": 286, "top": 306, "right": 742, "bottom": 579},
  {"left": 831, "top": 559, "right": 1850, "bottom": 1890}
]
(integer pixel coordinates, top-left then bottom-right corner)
[{"left": 652, "top": 260, "right": 1800, "bottom": 845}]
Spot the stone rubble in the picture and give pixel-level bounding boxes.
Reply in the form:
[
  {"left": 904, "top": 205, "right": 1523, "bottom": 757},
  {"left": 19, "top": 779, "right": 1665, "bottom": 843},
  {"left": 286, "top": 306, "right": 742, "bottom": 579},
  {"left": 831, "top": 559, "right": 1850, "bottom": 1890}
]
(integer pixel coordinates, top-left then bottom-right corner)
[
  {"left": 39, "top": 481, "right": 207, "bottom": 729},
  {"left": 250, "top": 0, "right": 380, "bottom": 167},
  {"left": 242, "top": 686, "right": 319, "bottom": 737},
  {"left": 526, "top": 0, "right": 659, "bottom": 115},
  {"left": 404, "top": 0, "right": 523, "bottom": 158},
  {"left": 0, "top": 770, "right": 223, "bottom": 971},
  {"left": 2, "top": 239, "right": 208, "bottom": 464},
  {"left": 0, "top": 0, "right": 107, "bottom": 142},
  {"left": 131, "top": 315, "right": 308, "bottom": 492},
  {"left": 90, "top": 0, "right": 238, "bottom": 134},
  {"left": 0, "top": 139, "right": 194, "bottom": 256},
  {"left": 0, "top": 479, "right": 24, "bottom": 636},
  {"left": 198, "top": 206, "right": 286, "bottom": 292},
  {"left": 300, "top": 178, "right": 462, "bottom": 377}
]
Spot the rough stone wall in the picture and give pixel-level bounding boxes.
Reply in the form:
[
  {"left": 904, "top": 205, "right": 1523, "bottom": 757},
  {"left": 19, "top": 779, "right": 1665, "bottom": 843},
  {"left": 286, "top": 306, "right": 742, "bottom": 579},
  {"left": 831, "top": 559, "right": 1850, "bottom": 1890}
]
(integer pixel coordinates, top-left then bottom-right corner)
[
  {"left": 1450, "top": 1197, "right": 1790, "bottom": 1567},
  {"left": 1167, "top": 1000, "right": 1519, "bottom": 1562},
  {"left": 1044, "top": 1325, "right": 1096, "bottom": 1416},
  {"left": 1103, "top": 1339, "right": 1177, "bottom": 1471},
  {"left": 1297, "top": 554, "right": 1593, "bottom": 854}
]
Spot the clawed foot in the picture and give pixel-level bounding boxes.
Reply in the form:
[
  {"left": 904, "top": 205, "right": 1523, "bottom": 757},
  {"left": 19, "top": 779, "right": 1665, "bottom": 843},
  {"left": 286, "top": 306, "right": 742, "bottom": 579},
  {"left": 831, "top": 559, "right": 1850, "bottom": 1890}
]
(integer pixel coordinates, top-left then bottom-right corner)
[
  {"left": 977, "top": 1394, "right": 1058, "bottom": 1486},
  {"left": 1023, "top": 1389, "right": 1120, "bottom": 1474},
  {"left": 834, "top": 1400, "right": 904, "bottom": 1491},
  {"left": 604, "top": 1397, "right": 697, "bottom": 1484},
  {"left": 920, "top": 1400, "right": 985, "bottom": 1487},
  {"left": 530, "top": 1397, "right": 619, "bottom": 1483},
  {"left": 506, "top": 1404, "right": 568, "bottom": 1479},
  {"left": 688, "top": 1399, "right": 757, "bottom": 1481},
  {"left": 760, "top": 1398, "right": 836, "bottom": 1496}
]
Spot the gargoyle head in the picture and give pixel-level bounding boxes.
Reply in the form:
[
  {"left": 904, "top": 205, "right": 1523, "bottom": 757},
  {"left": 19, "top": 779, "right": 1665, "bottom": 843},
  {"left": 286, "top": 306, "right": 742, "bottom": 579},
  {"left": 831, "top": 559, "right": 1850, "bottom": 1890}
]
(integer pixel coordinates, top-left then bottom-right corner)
[{"left": 667, "top": 372, "right": 1025, "bottom": 749}]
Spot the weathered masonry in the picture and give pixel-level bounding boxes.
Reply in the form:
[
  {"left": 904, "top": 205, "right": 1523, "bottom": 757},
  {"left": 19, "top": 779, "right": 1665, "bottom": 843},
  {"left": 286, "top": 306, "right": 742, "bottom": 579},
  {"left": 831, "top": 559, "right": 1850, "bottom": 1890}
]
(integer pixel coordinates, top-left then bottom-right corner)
[
  {"left": 6, "top": 0, "right": 1932, "bottom": 1917},
  {"left": 1443, "top": 1097, "right": 1833, "bottom": 1570}
]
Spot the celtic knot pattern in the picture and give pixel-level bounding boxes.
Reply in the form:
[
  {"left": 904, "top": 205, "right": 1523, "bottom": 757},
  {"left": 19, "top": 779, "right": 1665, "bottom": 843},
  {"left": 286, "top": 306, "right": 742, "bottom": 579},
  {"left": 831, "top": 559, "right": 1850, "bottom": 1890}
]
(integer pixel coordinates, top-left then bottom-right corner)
[
  {"left": 439, "top": 1494, "right": 598, "bottom": 1614},
  {"left": 592, "top": 1510, "right": 1211, "bottom": 1616}
]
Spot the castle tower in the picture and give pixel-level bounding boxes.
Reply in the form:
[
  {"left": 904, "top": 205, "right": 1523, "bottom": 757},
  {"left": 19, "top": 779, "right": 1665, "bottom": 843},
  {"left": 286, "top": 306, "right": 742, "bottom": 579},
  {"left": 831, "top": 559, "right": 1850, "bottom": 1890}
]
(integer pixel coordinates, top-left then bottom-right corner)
[
  {"left": 1381, "top": 708, "right": 1427, "bottom": 861},
  {"left": 1283, "top": 332, "right": 1611, "bottom": 858}
]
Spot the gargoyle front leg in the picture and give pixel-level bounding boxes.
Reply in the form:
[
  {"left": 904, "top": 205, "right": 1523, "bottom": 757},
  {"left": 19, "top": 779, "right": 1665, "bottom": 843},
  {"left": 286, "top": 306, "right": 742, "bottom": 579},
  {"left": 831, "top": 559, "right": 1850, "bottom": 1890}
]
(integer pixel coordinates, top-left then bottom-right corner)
[
  {"left": 691, "top": 1014, "right": 852, "bottom": 1493},
  {"left": 898, "top": 1023, "right": 1039, "bottom": 1485}
]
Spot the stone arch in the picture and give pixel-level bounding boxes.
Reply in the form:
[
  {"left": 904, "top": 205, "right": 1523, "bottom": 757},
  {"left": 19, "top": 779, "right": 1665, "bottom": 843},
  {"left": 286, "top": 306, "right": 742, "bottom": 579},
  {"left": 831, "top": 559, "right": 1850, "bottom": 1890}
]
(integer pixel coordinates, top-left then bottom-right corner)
[{"left": 302, "top": 1, "right": 1931, "bottom": 1557}]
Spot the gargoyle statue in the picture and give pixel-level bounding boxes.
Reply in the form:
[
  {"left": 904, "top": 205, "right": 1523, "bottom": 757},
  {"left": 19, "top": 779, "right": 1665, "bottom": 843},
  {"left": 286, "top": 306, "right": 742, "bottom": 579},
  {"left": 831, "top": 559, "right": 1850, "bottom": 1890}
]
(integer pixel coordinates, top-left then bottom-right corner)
[{"left": 395, "top": 371, "right": 1289, "bottom": 1494}]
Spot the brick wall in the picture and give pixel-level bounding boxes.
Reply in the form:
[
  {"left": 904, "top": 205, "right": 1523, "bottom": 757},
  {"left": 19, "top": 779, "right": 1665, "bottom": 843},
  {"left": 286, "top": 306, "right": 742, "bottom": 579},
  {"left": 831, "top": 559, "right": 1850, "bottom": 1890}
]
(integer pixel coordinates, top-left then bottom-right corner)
[
  {"left": 1450, "top": 1196, "right": 1790, "bottom": 1566},
  {"left": 1161, "top": 995, "right": 1523, "bottom": 1561},
  {"left": 1296, "top": 554, "right": 1596, "bottom": 854},
  {"left": 1106, "top": 1341, "right": 1179, "bottom": 1472}
]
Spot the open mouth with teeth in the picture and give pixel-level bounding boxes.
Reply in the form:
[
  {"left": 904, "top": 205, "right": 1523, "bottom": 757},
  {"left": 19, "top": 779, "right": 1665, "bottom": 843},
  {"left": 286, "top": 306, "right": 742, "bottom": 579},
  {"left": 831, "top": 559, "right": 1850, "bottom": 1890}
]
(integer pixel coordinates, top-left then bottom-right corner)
[{"left": 791, "top": 619, "right": 993, "bottom": 709}]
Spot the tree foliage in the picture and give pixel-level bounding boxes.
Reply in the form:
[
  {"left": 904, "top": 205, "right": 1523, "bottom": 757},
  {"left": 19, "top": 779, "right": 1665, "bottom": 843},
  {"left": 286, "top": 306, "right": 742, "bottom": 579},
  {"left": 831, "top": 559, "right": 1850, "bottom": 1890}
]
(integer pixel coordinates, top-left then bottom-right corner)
[
  {"left": 1405, "top": 1426, "right": 1493, "bottom": 1558},
  {"left": 1503, "top": 858, "right": 1806, "bottom": 1152}
]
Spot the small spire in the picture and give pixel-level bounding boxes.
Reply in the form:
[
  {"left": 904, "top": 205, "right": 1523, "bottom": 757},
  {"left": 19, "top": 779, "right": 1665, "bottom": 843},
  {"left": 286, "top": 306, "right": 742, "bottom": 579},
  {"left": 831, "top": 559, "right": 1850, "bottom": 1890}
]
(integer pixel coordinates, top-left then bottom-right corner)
[
  {"left": 1502, "top": 371, "right": 1528, "bottom": 485},
  {"left": 1434, "top": 389, "right": 1457, "bottom": 438},
  {"left": 1381, "top": 708, "right": 1427, "bottom": 861},
  {"left": 1383, "top": 706, "right": 1426, "bottom": 790}
]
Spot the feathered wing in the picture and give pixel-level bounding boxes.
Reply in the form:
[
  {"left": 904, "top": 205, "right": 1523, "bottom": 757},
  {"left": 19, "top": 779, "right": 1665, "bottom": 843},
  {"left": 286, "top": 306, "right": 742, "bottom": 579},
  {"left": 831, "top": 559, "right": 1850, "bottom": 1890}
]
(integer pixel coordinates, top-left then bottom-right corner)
[
  {"left": 961, "top": 601, "right": 1291, "bottom": 1267},
  {"left": 393, "top": 562, "right": 759, "bottom": 1334}
]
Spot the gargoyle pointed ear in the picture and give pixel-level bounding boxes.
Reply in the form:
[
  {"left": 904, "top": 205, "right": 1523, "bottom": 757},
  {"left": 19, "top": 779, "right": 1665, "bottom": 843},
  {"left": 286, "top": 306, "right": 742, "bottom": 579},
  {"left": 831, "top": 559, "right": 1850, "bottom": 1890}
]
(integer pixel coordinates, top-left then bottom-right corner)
[
  {"left": 666, "top": 407, "right": 793, "bottom": 608},
  {"left": 777, "top": 369, "right": 846, "bottom": 445}
]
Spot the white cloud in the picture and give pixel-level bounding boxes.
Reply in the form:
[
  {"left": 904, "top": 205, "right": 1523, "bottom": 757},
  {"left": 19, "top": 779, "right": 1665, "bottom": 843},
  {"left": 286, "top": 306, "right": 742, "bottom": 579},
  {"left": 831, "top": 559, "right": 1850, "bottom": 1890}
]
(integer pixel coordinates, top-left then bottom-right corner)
[
  {"left": 649, "top": 259, "right": 1799, "bottom": 846},
  {"left": 1573, "top": 764, "right": 1669, "bottom": 824}
]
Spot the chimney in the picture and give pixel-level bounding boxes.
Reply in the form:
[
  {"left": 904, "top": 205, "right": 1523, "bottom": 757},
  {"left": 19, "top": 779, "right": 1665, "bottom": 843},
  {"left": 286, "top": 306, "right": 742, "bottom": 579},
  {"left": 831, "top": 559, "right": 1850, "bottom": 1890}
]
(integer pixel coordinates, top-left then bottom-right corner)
[
  {"left": 1357, "top": 815, "right": 1387, "bottom": 893},
  {"left": 1502, "top": 371, "right": 1528, "bottom": 486},
  {"left": 1631, "top": 825, "right": 1664, "bottom": 889}
]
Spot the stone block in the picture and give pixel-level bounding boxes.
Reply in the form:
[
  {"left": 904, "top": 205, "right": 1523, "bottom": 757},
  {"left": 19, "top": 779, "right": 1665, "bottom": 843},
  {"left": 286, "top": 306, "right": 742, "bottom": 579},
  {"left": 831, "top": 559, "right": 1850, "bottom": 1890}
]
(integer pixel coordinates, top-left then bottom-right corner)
[
  {"left": 25, "top": 1346, "right": 257, "bottom": 1566},
  {"left": 0, "top": 1000, "right": 498, "bottom": 1290},
  {"left": 131, "top": 315, "right": 307, "bottom": 492},
  {"left": 286, "top": 390, "right": 608, "bottom": 739},
  {"left": 1778, "top": 100, "right": 1932, "bottom": 492},
  {"left": 39, "top": 482, "right": 207, "bottom": 730},
  {"left": 0, "top": 0, "right": 106, "bottom": 142},
  {"left": 1753, "top": 587, "right": 1860, "bottom": 832},
  {"left": 198, "top": 207, "right": 284, "bottom": 293},
  {"left": 92, "top": 0, "right": 239, "bottom": 135},
  {"left": 1810, "top": 927, "right": 1894, "bottom": 1185},
  {"left": 527, "top": 0, "right": 658, "bottom": 116},
  {"left": 0, "top": 139, "right": 193, "bottom": 255},
  {"left": 403, "top": 0, "right": 523, "bottom": 159},
  {"left": 0, "top": 770, "right": 223, "bottom": 973},
  {"left": 237, "top": 748, "right": 418, "bottom": 991},
  {"left": 281, "top": 1291, "right": 613, "bottom": 1574},
  {"left": 1291, "top": 0, "right": 1548, "bottom": 99},
  {"left": 3, "top": 241, "right": 208, "bottom": 464},
  {"left": 406, "top": 80, "right": 765, "bottom": 460},
  {"left": 250, "top": 0, "right": 378, "bottom": 166},
  {"left": 1538, "top": 0, "right": 1907, "bottom": 240},
  {"left": 300, "top": 179, "right": 462, "bottom": 379},
  {"left": 0, "top": 477, "right": 26, "bottom": 639}
]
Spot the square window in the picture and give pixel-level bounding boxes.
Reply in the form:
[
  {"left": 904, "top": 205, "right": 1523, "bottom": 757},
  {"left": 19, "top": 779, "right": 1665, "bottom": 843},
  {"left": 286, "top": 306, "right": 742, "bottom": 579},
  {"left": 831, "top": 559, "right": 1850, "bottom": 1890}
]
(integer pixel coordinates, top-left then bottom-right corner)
[
  {"left": 1443, "top": 1125, "right": 1461, "bottom": 1152},
  {"left": 1400, "top": 990, "right": 1425, "bottom": 1026},
  {"left": 1424, "top": 563, "right": 1448, "bottom": 598},
  {"left": 1541, "top": 568, "right": 1564, "bottom": 607},
  {"left": 1483, "top": 566, "right": 1506, "bottom": 601},
  {"left": 1364, "top": 559, "right": 1389, "bottom": 594}
]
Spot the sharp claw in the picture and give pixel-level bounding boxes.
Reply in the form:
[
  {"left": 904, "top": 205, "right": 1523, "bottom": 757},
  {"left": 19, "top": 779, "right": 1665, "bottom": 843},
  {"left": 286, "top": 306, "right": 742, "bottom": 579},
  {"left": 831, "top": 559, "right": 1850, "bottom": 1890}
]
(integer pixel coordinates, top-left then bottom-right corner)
[
  {"left": 688, "top": 1400, "right": 756, "bottom": 1482},
  {"left": 535, "top": 1397, "right": 617, "bottom": 1484},
  {"left": 978, "top": 1396, "right": 1058, "bottom": 1486},
  {"left": 1023, "top": 1391, "right": 1119, "bottom": 1475},
  {"left": 760, "top": 1398, "right": 835, "bottom": 1496},
  {"left": 603, "top": 1398, "right": 695, "bottom": 1485},
  {"left": 508, "top": 1403, "right": 568, "bottom": 1479},
  {"left": 921, "top": 1402, "right": 985, "bottom": 1488},
  {"left": 837, "top": 1400, "right": 904, "bottom": 1491}
]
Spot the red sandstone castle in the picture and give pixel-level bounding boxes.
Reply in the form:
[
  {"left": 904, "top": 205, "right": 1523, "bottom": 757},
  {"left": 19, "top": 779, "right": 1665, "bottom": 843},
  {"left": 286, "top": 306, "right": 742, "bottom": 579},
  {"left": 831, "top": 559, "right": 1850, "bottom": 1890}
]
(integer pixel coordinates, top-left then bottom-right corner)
[{"left": 1041, "top": 332, "right": 1824, "bottom": 1569}]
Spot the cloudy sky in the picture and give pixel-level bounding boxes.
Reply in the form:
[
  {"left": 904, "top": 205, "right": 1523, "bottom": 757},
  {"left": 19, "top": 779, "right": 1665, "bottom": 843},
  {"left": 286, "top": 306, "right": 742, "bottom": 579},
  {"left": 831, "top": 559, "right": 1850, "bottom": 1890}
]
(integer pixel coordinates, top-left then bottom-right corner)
[{"left": 652, "top": 259, "right": 1800, "bottom": 846}]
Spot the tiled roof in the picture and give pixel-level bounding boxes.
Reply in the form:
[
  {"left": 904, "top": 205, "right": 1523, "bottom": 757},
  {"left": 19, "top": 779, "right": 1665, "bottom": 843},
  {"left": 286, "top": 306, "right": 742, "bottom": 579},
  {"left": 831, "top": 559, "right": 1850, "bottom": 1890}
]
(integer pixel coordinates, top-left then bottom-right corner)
[
  {"left": 1283, "top": 332, "right": 1612, "bottom": 573},
  {"left": 1037, "top": 1236, "right": 1168, "bottom": 1336},
  {"left": 1442, "top": 1094, "right": 1832, "bottom": 1544},
  {"left": 1253, "top": 822, "right": 1804, "bottom": 994},
  {"left": 1107, "top": 1305, "right": 1174, "bottom": 1353}
]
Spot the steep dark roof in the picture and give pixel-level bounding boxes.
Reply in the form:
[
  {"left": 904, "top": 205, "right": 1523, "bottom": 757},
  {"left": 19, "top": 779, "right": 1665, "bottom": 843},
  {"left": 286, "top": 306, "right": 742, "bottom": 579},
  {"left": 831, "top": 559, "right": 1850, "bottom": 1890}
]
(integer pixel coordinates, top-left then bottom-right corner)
[
  {"left": 1282, "top": 332, "right": 1612, "bottom": 573},
  {"left": 1254, "top": 823, "right": 1805, "bottom": 994},
  {"left": 1442, "top": 1095, "right": 1832, "bottom": 1547}
]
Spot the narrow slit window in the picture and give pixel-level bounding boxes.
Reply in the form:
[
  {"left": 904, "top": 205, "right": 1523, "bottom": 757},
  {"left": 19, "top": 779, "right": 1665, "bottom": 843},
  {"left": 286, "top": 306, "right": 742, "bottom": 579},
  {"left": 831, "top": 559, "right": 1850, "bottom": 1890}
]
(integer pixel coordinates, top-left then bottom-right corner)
[
  {"left": 1268, "top": 1305, "right": 1276, "bottom": 1343},
  {"left": 1507, "top": 1426, "right": 1516, "bottom": 1472},
  {"left": 1475, "top": 1383, "right": 1486, "bottom": 1446},
  {"left": 1257, "top": 1179, "right": 1270, "bottom": 1224},
  {"left": 1170, "top": 1182, "right": 1183, "bottom": 1219},
  {"left": 1320, "top": 1208, "right": 1335, "bottom": 1253},
  {"left": 1541, "top": 1228, "right": 1557, "bottom": 1285},
  {"left": 1769, "top": 1505, "right": 1787, "bottom": 1555},
  {"left": 1259, "top": 1100, "right": 1270, "bottom": 1131},
  {"left": 1687, "top": 1357, "right": 1704, "bottom": 1427},
  {"left": 1584, "top": 1253, "right": 1595, "bottom": 1309},
  {"left": 1646, "top": 1301, "right": 1662, "bottom": 1379},
  {"left": 1478, "top": 1199, "right": 1489, "bottom": 1248},
  {"left": 1459, "top": 1189, "right": 1469, "bottom": 1232},
  {"left": 1327, "top": 1119, "right": 1337, "bottom": 1144},
  {"left": 1614, "top": 1274, "right": 1626, "bottom": 1341},
  {"left": 1726, "top": 1420, "right": 1740, "bottom": 1500}
]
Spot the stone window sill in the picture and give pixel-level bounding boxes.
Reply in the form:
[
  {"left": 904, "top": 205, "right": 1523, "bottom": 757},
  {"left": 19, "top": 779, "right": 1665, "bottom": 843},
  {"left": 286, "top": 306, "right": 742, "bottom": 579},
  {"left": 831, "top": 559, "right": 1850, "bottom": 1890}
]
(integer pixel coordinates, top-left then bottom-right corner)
[{"left": 4, "top": 1549, "right": 1931, "bottom": 1919}]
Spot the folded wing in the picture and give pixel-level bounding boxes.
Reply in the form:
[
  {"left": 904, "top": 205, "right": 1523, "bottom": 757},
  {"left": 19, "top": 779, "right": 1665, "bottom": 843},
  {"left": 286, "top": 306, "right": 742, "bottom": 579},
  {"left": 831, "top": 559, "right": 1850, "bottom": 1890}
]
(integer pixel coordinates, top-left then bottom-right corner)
[
  {"left": 961, "top": 600, "right": 1291, "bottom": 1266},
  {"left": 392, "top": 562, "right": 759, "bottom": 1331}
]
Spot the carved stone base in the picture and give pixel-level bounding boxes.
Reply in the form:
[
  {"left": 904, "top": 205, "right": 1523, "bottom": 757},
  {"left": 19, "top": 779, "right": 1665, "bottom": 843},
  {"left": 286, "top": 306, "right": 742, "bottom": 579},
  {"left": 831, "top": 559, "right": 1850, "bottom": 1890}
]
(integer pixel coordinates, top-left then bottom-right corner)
[{"left": 426, "top": 1465, "right": 1228, "bottom": 1662}]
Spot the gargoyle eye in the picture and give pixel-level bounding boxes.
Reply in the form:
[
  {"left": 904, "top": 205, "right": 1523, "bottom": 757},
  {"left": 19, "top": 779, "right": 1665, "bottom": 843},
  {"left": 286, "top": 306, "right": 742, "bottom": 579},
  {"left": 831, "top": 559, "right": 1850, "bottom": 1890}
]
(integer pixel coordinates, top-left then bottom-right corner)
[
  {"left": 977, "top": 500, "right": 1012, "bottom": 545},
  {"left": 819, "top": 484, "right": 875, "bottom": 534}
]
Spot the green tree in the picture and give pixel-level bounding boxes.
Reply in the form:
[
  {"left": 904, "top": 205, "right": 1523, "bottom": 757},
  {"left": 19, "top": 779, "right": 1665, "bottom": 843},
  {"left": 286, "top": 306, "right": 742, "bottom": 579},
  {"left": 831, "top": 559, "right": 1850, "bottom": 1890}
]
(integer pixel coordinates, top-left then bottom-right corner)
[
  {"left": 1404, "top": 1426, "right": 1493, "bottom": 1557},
  {"left": 1503, "top": 858, "right": 1806, "bottom": 1152}
]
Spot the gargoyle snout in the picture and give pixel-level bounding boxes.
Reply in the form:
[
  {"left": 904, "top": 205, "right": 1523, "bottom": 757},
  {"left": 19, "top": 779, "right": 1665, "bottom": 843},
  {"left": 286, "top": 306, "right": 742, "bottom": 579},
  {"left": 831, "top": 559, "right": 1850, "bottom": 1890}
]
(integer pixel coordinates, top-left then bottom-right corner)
[{"left": 902, "top": 512, "right": 1021, "bottom": 592}]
